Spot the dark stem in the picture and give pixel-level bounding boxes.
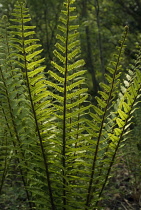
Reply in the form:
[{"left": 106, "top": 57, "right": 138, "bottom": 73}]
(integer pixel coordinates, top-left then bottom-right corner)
[
  {"left": 85, "top": 27, "right": 128, "bottom": 208},
  {"left": 62, "top": 1, "right": 70, "bottom": 209},
  {"left": 19, "top": 4, "right": 55, "bottom": 210}
]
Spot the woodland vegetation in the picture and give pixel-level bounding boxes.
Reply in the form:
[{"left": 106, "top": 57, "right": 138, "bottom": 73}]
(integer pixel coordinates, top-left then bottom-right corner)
[{"left": 0, "top": 0, "right": 141, "bottom": 209}]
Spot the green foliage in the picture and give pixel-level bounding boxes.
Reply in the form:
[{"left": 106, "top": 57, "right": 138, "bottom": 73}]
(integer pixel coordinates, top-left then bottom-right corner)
[{"left": 0, "top": 0, "right": 141, "bottom": 209}]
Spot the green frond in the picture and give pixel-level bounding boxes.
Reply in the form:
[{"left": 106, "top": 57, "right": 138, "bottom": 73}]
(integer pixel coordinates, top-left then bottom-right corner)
[
  {"left": 0, "top": 14, "right": 37, "bottom": 209},
  {"left": 46, "top": 0, "right": 91, "bottom": 208},
  {"left": 84, "top": 27, "right": 129, "bottom": 208},
  {"left": 92, "top": 46, "right": 141, "bottom": 208},
  {"left": 7, "top": 1, "right": 58, "bottom": 209}
]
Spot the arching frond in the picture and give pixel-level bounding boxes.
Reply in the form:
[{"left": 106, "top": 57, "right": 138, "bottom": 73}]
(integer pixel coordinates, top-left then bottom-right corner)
[{"left": 85, "top": 27, "right": 129, "bottom": 208}]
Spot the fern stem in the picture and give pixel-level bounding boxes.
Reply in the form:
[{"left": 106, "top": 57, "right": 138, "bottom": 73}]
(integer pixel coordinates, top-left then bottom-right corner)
[
  {"left": 95, "top": 92, "right": 138, "bottom": 208},
  {"left": 0, "top": 159, "right": 7, "bottom": 195},
  {"left": 18, "top": 163, "right": 35, "bottom": 209},
  {"left": 0, "top": 130, "right": 8, "bottom": 195},
  {"left": 62, "top": 1, "right": 70, "bottom": 208},
  {"left": 0, "top": 107, "right": 10, "bottom": 196},
  {"left": 19, "top": 4, "right": 55, "bottom": 209},
  {"left": 85, "top": 27, "right": 128, "bottom": 208}
]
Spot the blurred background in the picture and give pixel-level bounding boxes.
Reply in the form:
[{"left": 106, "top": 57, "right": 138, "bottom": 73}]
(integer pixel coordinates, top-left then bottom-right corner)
[{"left": 0, "top": 0, "right": 140, "bottom": 98}]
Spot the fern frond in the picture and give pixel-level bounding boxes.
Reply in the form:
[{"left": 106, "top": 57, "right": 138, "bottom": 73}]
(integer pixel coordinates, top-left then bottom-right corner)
[
  {"left": 7, "top": 2, "right": 56, "bottom": 209},
  {"left": 85, "top": 27, "right": 129, "bottom": 208},
  {"left": 95, "top": 69, "right": 141, "bottom": 206},
  {"left": 92, "top": 46, "right": 141, "bottom": 208},
  {"left": 47, "top": 0, "right": 90, "bottom": 208},
  {"left": 0, "top": 15, "right": 35, "bottom": 209}
]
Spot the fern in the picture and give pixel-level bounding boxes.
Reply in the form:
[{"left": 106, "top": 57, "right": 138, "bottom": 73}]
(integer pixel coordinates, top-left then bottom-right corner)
[
  {"left": 0, "top": 14, "right": 35, "bottom": 209},
  {"left": 0, "top": 2, "right": 55, "bottom": 209},
  {"left": 9, "top": 2, "right": 60, "bottom": 209},
  {"left": 47, "top": 0, "right": 90, "bottom": 208},
  {"left": 92, "top": 46, "right": 141, "bottom": 208},
  {"left": 83, "top": 26, "right": 128, "bottom": 208},
  {"left": 0, "top": 0, "right": 141, "bottom": 209}
]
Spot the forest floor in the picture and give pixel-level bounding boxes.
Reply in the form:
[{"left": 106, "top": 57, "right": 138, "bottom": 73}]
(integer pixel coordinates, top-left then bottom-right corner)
[
  {"left": 0, "top": 157, "right": 141, "bottom": 209},
  {"left": 101, "top": 158, "right": 141, "bottom": 210}
]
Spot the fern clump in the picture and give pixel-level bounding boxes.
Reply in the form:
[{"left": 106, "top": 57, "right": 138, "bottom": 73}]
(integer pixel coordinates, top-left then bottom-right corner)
[{"left": 0, "top": 0, "right": 141, "bottom": 210}]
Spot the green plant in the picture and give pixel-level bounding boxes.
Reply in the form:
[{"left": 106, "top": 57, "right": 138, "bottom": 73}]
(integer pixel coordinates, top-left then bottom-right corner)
[
  {"left": 0, "top": 0, "right": 141, "bottom": 209},
  {"left": 121, "top": 99, "right": 141, "bottom": 203}
]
